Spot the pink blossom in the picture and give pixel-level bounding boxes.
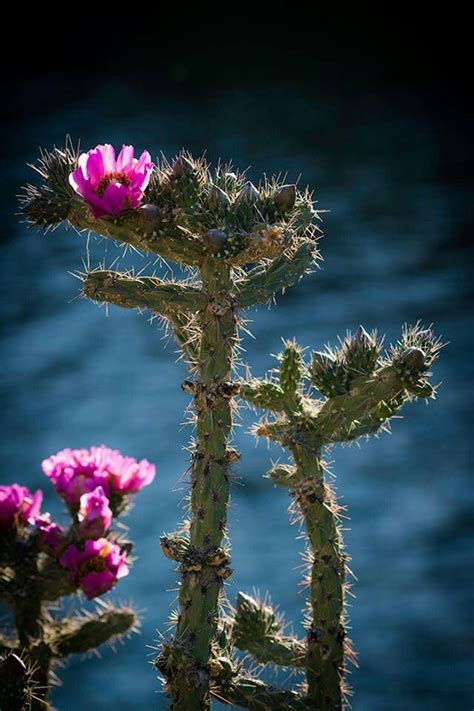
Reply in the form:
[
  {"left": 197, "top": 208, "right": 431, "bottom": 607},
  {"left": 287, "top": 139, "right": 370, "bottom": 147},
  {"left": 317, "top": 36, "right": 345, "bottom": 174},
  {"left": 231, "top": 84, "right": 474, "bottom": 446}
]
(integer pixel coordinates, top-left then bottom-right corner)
[
  {"left": 35, "top": 514, "right": 66, "bottom": 555},
  {"left": 0, "top": 485, "right": 42, "bottom": 530},
  {"left": 42, "top": 446, "right": 155, "bottom": 505},
  {"left": 106, "top": 453, "right": 156, "bottom": 494},
  {"left": 78, "top": 486, "right": 112, "bottom": 539},
  {"left": 60, "top": 538, "right": 129, "bottom": 599},
  {"left": 69, "top": 144, "right": 154, "bottom": 218}
]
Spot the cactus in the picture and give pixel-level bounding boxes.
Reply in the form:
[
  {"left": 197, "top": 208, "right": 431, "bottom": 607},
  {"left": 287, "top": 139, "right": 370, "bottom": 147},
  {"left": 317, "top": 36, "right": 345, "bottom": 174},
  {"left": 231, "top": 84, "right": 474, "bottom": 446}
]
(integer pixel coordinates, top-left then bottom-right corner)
[
  {"left": 20, "top": 142, "right": 321, "bottom": 709},
  {"left": 0, "top": 447, "right": 148, "bottom": 709},
  {"left": 19, "top": 140, "right": 441, "bottom": 709},
  {"left": 237, "top": 327, "right": 441, "bottom": 709}
]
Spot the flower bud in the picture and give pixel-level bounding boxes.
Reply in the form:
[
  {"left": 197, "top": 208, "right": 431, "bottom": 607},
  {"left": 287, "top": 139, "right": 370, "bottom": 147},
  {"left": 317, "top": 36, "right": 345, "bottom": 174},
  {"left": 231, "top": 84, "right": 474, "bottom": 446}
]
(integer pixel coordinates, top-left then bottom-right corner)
[{"left": 274, "top": 184, "right": 296, "bottom": 212}]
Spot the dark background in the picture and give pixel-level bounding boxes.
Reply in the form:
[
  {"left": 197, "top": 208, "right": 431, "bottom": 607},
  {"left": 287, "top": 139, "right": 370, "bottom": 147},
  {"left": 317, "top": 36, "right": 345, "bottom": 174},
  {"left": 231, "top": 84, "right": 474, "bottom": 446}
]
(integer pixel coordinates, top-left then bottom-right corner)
[{"left": 1, "top": 9, "right": 472, "bottom": 710}]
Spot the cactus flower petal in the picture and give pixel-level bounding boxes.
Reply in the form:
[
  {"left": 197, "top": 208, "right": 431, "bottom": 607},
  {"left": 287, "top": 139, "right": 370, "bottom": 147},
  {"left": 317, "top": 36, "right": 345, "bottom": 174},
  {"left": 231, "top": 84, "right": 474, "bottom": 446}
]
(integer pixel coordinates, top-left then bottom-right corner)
[
  {"left": 69, "top": 144, "right": 154, "bottom": 218},
  {"left": 42, "top": 446, "right": 155, "bottom": 505},
  {"left": 0, "top": 484, "right": 43, "bottom": 530},
  {"left": 60, "top": 538, "right": 129, "bottom": 599},
  {"left": 77, "top": 486, "right": 112, "bottom": 539}
]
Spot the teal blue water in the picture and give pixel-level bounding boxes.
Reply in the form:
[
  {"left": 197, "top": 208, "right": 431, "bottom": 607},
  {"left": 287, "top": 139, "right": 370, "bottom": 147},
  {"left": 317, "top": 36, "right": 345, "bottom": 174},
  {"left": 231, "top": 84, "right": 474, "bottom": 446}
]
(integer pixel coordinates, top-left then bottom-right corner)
[{"left": 1, "top": 79, "right": 472, "bottom": 709}]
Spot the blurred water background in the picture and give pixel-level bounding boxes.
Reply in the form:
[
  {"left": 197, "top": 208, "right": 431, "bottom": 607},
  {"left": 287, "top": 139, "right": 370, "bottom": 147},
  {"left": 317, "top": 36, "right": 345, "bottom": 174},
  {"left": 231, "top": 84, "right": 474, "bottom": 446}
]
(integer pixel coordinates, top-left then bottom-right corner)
[{"left": 1, "top": 37, "right": 472, "bottom": 711}]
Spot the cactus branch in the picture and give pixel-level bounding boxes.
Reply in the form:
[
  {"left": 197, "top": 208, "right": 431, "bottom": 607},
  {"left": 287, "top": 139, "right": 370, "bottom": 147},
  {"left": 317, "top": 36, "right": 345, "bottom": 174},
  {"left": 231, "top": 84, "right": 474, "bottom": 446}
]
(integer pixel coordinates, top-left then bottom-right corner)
[
  {"left": 83, "top": 270, "right": 206, "bottom": 315},
  {"left": 50, "top": 606, "right": 137, "bottom": 657},
  {"left": 236, "top": 243, "right": 317, "bottom": 308},
  {"left": 232, "top": 592, "right": 306, "bottom": 668},
  {"left": 239, "top": 329, "right": 440, "bottom": 710},
  {"left": 168, "top": 257, "right": 237, "bottom": 709},
  {"left": 213, "top": 677, "right": 314, "bottom": 710}
]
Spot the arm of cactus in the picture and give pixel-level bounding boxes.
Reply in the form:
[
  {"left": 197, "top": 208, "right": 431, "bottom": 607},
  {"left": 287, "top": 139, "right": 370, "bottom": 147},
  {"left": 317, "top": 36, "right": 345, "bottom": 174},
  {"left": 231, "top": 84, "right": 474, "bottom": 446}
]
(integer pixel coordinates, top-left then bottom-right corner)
[
  {"left": 314, "top": 348, "right": 436, "bottom": 444},
  {"left": 232, "top": 592, "right": 306, "bottom": 668},
  {"left": 67, "top": 200, "right": 203, "bottom": 265},
  {"left": 236, "top": 243, "right": 316, "bottom": 307},
  {"left": 50, "top": 606, "right": 138, "bottom": 657},
  {"left": 213, "top": 677, "right": 314, "bottom": 710},
  {"left": 83, "top": 271, "right": 207, "bottom": 315}
]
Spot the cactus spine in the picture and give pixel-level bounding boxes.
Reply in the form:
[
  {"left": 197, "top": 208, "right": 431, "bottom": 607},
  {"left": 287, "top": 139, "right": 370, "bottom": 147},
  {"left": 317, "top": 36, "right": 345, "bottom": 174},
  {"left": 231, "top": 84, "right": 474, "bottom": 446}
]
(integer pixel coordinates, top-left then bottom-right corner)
[{"left": 21, "top": 144, "right": 320, "bottom": 709}]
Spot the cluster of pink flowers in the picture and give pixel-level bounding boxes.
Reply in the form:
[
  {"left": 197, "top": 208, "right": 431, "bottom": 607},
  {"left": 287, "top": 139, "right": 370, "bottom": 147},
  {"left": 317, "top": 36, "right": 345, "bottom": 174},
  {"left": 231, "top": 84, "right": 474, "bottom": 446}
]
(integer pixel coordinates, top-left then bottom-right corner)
[
  {"left": 42, "top": 445, "right": 155, "bottom": 505},
  {"left": 1, "top": 445, "right": 154, "bottom": 599},
  {"left": 69, "top": 144, "right": 154, "bottom": 218}
]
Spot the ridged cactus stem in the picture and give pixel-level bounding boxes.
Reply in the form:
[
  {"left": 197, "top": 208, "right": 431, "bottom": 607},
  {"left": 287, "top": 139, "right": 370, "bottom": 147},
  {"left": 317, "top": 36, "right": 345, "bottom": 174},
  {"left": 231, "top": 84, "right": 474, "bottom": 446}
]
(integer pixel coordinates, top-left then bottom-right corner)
[
  {"left": 291, "top": 445, "right": 345, "bottom": 710},
  {"left": 172, "top": 257, "right": 237, "bottom": 710}
]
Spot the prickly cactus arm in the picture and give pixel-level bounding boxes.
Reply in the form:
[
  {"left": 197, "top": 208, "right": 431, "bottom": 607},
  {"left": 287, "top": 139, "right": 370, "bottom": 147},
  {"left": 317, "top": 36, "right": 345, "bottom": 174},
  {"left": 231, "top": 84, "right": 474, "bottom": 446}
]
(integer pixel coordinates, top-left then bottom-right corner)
[
  {"left": 232, "top": 592, "right": 306, "bottom": 667},
  {"left": 314, "top": 350, "right": 435, "bottom": 445},
  {"left": 236, "top": 243, "right": 317, "bottom": 308},
  {"left": 50, "top": 608, "right": 137, "bottom": 657},
  {"left": 171, "top": 257, "right": 237, "bottom": 710},
  {"left": 291, "top": 446, "right": 346, "bottom": 710},
  {"left": 213, "top": 677, "right": 314, "bottom": 710},
  {"left": 83, "top": 271, "right": 206, "bottom": 314}
]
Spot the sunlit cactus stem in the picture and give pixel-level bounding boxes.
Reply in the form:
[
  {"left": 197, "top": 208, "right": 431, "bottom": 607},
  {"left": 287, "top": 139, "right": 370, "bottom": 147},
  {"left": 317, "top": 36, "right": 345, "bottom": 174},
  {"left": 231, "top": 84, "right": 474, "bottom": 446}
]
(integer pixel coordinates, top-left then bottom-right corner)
[
  {"left": 290, "top": 447, "right": 346, "bottom": 708},
  {"left": 239, "top": 327, "right": 441, "bottom": 709}
]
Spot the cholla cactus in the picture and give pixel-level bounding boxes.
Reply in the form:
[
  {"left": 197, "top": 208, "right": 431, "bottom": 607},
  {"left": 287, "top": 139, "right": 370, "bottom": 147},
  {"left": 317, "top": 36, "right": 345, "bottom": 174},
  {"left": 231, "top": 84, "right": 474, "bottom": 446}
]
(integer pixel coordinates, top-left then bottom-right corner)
[
  {"left": 236, "top": 326, "right": 442, "bottom": 709},
  {"left": 0, "top": 446, "right": 152, "bottom": 709},
  {"left": 20, "top": 142, "right": 321, "bottom": 709}
]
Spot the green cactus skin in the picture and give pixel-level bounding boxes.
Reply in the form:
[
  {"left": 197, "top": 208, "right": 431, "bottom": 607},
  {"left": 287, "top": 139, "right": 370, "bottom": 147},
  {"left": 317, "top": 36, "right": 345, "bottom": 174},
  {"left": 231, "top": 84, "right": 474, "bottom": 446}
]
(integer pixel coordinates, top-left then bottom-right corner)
[
  {"left": 239, "top": 329, "right": 440, "bottom": 710},
  {"left": 19, "top": 144, "right": 321, "bottom": 709}
]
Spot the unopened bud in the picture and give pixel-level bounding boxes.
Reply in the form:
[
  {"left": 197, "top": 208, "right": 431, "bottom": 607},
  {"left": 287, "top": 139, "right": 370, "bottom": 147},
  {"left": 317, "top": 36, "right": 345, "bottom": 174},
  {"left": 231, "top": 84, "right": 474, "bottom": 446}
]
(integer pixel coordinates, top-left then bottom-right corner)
[
  {"left": 209, "top": 185, "right": 231, "bottom": 210},
  {"left": 237, "top": 181, "right": 259, "bottom": 202},
  {"left": 311, "top": 351, "right": 335, "bottom": 376},
  {"left": 274, "top": 184, "right": 296, "bottom": 211},
  {"left": 400, "top": 347, "right": 426, "bottom": 372},
  {"left": 172, "top": 155, "right": 195, "bottom": 177}
]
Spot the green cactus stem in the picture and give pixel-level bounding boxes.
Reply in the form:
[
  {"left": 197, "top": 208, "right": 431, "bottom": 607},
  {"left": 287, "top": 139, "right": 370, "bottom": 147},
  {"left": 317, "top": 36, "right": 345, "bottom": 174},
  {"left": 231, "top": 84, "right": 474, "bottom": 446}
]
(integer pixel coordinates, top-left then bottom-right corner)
[
  {"left": 239, "top": 328, "right": 440, "bottom": 710},
  {"left": 83, "top": 271, "right": 207, "bottom": 314},
  {"left": 235, "top": 243, "right": 316, "bottom": 308},
  {"left": 50, "top": 606, "right": 138, "bottom": 657},
  {"left": 232, "top": 592, "right": 306, "bottom": 668},
  {"left": 213, "top": 676, "right": 314, "bottom": 710}
]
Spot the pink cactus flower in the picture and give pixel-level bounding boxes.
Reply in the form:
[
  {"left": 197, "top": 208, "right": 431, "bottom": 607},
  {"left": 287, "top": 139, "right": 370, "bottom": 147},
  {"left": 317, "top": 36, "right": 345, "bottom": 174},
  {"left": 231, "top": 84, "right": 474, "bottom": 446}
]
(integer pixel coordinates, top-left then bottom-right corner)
[
  {"left": 35, "top": 514, "right": 66, "bottom": 555},
  {"left": 69, "top": 144, "right": 154, "bottom": 218},
  {"left": 106, "top": 453, "right": 156, "bottom": 494},
  {"left": 78, "top": 486, "right": 112, "bottom": 539},
  {"left": 42, "top": 446, "right": 155, "bottom": 505},
  {"left": 0, "top": 484, "right": 42, "bottom": 530},
  {"left": 60, "top": 538, "right": 129, "bottom": 599}
]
